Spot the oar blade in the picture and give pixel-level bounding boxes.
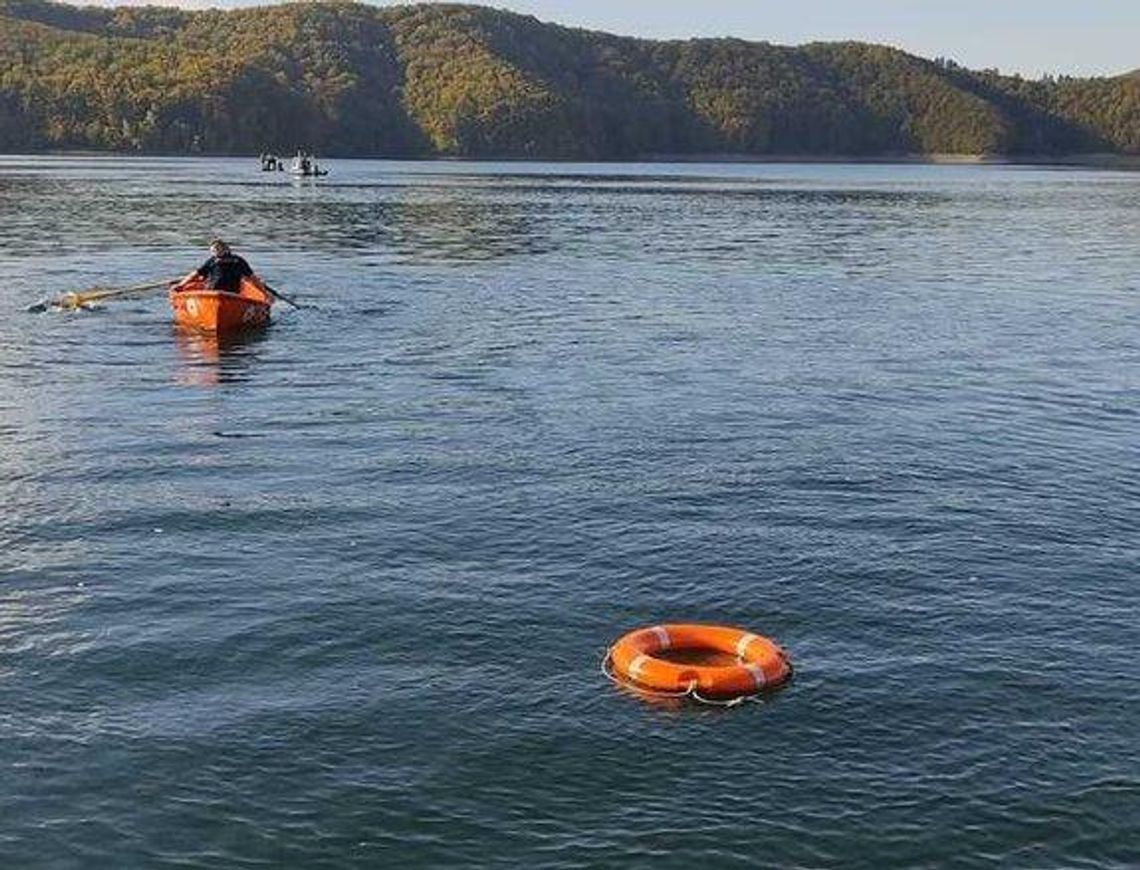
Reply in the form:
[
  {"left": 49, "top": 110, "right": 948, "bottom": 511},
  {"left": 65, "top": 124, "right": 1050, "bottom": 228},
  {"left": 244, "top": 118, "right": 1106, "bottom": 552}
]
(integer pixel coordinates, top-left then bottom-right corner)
[{"left": 264, "top": 283, "right": 317, "bottom": 310}]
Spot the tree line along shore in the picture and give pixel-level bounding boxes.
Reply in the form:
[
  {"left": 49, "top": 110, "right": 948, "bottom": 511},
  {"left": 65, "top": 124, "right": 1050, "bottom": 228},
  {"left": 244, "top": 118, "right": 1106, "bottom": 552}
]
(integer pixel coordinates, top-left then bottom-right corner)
[{"left": 1, "top": 0, "right": 1138, "bottom": 160}]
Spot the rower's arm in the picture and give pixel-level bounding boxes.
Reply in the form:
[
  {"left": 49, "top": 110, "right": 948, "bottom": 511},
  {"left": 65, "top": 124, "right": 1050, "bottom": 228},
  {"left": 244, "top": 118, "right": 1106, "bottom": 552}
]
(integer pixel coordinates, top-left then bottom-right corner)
[{"left": 170, "top": 269, "right": 198, "bottom": 291}]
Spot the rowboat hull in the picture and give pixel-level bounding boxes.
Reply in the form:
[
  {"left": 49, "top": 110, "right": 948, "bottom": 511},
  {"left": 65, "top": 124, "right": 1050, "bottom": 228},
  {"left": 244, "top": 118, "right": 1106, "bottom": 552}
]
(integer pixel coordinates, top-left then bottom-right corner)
[{"left": 169, "top": 276, "right": 272, "bottom": 334}]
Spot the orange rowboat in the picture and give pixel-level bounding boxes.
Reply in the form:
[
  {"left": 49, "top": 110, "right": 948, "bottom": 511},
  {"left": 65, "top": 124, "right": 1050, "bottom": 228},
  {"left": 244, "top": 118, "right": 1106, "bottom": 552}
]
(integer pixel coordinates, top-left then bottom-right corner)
[{"left": 169, "top": 275, "right": 273, "bottom": 334}]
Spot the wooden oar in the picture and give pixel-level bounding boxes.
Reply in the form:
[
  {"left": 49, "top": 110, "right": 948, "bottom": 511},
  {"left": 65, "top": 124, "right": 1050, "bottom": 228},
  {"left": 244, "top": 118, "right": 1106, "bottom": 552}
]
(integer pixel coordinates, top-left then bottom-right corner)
[
  {"left": 29, "top": 277, "right": 314, "bottom": 313},
  {"left": 28, "top": 279, "right": 175, "bottom": 312}
]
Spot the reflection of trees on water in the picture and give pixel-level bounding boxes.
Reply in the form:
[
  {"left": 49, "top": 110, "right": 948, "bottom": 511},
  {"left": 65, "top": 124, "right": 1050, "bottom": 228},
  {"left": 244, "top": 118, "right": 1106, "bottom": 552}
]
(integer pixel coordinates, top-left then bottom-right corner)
[
  {"left": 251, "top": 180, "right": 952, "bottom": 267},
  {"left": 3, "top": 166, "right": 951, "bottom": 270},
  {"left": 4, "top": 177, "right": 560, "bottom": 263},
  {"left": 257, "top": 189, "right": 559, "bottom": 264},
  {"left": 250, "top": 181, "right": 949, "bottom": 266}
]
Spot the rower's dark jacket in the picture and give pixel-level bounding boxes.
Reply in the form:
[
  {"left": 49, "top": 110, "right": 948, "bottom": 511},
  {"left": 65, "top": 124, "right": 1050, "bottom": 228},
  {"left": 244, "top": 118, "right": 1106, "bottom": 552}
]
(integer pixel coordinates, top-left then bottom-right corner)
[{"left": 196, "top": 253, "right": 253, "bottom": 294}]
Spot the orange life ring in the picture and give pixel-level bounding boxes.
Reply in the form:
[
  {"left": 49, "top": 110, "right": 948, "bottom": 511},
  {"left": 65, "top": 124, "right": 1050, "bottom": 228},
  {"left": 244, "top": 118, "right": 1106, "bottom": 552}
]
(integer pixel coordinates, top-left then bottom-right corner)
[{"left": 608, "top": 623, "right": 791, "bottom": 699}]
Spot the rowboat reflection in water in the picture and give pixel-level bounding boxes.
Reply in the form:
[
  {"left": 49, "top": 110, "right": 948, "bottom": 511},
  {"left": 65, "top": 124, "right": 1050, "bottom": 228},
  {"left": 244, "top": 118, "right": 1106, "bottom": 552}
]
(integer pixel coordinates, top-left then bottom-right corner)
[{"left": 172, "top": 327, "right": 268, "bottom": 387}]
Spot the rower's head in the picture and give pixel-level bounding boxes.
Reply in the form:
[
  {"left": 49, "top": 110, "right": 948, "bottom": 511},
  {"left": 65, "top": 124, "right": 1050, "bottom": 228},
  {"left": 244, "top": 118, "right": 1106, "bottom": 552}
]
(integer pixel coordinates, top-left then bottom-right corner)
[{"left": 209, "top": 239, "right": 230, "bottom": 257}]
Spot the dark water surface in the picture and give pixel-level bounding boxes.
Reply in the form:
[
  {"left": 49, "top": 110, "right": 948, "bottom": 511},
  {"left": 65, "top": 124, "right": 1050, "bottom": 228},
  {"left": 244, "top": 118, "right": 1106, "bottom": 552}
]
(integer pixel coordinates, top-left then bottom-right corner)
[{"left": 1, "top": 156, "right": 1137, "bottom": 868}]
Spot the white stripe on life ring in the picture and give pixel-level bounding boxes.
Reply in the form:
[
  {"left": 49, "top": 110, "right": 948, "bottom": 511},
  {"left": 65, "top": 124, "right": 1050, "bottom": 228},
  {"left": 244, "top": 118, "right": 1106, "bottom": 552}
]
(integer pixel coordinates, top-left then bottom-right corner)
[
  {"left": 629, "top": 654, "right": 651, "bottom": 681},
  {"left": 744, "top": 662, "right": 767, "bottom": 689},
  {"left": 736, "top": 633, "right": 760, "bottom": 657},
  {"left": 651, "top": 625, "right": 671, "bottom": 650}
]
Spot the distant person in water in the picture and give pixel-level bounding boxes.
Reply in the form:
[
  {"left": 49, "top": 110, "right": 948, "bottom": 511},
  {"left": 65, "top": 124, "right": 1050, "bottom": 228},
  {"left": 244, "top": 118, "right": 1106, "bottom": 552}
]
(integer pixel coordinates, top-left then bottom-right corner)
[{"left": 172, "top": 240, "right": 253, "bottom": 295}]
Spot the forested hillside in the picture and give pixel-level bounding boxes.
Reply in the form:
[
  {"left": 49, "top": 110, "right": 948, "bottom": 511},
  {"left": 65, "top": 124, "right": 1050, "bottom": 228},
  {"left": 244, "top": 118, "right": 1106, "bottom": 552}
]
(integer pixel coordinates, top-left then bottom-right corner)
[{"left": 1, "top": 0, "right": 1137, "bottom": 158}]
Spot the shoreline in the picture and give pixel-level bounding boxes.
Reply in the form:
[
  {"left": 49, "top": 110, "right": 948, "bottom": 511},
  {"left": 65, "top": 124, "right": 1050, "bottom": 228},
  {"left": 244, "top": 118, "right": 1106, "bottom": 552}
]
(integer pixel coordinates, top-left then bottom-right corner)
[
  {"left": 3, "top": 150, "right": 1139, "bottom": 170},
  {"left": 636, "top": 152, "right": 1140, "bottom": 169}
]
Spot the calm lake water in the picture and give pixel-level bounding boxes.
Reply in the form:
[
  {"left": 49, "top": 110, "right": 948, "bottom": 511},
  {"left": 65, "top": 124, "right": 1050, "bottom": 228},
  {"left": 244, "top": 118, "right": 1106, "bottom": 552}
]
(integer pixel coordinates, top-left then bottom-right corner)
[{"left": 1, "top": 156, "right": 1137, "bottom": 868}]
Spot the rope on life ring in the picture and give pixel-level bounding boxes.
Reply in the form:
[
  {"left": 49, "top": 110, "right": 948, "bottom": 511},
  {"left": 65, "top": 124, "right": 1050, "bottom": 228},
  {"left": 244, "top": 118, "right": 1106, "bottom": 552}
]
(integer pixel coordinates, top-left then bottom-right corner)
[
  {"left": 600, "top": 649, "right": 696, "bottom": 700},
  {"left": 600, "top": 648, "right": 761, "bottom": 708}
]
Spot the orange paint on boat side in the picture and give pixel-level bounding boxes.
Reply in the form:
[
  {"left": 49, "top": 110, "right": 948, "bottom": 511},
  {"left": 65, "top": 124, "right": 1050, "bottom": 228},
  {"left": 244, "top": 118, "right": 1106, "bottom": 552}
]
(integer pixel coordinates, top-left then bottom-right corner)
[
  {"left": 169, "top": 275, "right": 272, "bottom": 334},
  {"left": 609, "top": 623, "right": 791, "bottom": 698}
]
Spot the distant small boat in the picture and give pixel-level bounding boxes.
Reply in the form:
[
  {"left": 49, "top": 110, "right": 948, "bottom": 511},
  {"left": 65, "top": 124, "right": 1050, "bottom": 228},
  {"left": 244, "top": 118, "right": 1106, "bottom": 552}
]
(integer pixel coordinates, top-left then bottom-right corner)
[
  {"left": 289, "top": 153, "right": 328, "bottom": 177},
  {"left": 169, "top": 275, "right": 273, "bottom": 334}
]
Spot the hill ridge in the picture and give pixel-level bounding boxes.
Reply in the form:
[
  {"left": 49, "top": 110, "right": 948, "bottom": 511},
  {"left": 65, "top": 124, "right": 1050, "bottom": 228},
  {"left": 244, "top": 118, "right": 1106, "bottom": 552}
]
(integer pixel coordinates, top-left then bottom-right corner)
[{"left": 1, "top": 0, "right": 1137, "bottom": 157}]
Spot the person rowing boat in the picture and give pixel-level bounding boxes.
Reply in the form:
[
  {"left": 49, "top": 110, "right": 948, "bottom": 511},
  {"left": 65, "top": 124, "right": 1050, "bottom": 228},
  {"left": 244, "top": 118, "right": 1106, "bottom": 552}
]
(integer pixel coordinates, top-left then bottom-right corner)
[
  {"left": 29, "top": 238, "right": 308, "bottom": 314},
  {"left": 168, "top": 240, "right": 274, "bottom": 333},
  {"left": 172, "top": 239, "right": 255, "bottom": 295}
]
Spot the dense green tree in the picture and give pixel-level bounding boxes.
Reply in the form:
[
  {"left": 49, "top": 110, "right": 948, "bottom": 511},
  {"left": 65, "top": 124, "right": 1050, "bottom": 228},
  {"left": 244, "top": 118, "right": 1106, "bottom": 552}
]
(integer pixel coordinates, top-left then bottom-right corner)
[{"left": 0, "top": 0, "right": 1136, "bottom": 158}]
